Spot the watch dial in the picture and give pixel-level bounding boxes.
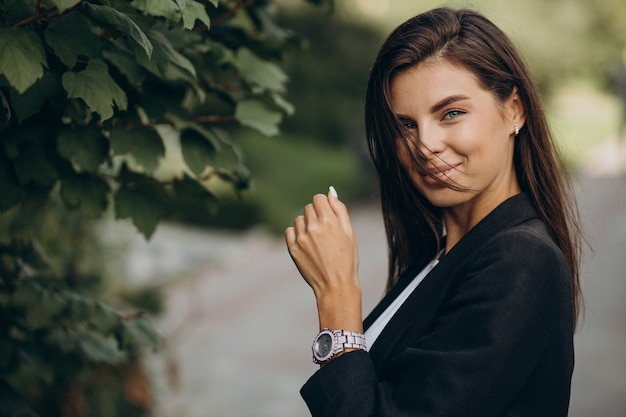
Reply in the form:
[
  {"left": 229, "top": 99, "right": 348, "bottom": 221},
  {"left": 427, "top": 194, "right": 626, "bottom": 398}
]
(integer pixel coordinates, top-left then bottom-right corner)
[{"left": 316, "top": 333, "right": 333, "bottom": 356}]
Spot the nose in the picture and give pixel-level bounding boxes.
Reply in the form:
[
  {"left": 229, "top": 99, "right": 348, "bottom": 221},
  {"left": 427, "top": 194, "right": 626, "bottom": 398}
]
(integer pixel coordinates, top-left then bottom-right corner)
[{"left": 416, "top": 123, "right": 445, "bottom": 156}]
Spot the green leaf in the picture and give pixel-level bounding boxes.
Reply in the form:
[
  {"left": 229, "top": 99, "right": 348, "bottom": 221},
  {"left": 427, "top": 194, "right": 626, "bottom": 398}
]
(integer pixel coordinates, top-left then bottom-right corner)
[
  {"left": 12, "top": 143, "right": 58, "bottom": 187},
  {"left": 57, "top": 127, "right": 109, "bottom": 172},
  {"left": 16, "top": 344, "right": 54, "bottom": 384},
  {"left": 182, "top": 125, "right": 240, "bottom": 171},
  {"left": 110, "top": 126, "right": 165, "bottom": 173},
  {"left": 11, "top": 282, "right": 39, "bottom": 309},
  {"left": 79, "top": 332, "right": 127, "bottom": 364},
  {"left": 119, "top": 316, "right": 160, "bottom": 351},
  {"left": 49, "top": 0, "right": 81, "bottom": 13},
  {"left": 180, "top": 128, "right": 217, "bottom": 176},
  {"left": 218, "top": 163, "right": 251, "bottom": 190},
  {"left": 154, "top": 29, "right": 197, "bottom": 79},
  {"left": 0, "top": 0, "right": 37, "bottom": 25},
  {"left": 235, "top": 99, "right": 282, "bottom": 136},
  {"left": 12, "top": 238, "right": 50, "bottom": 269},
  {"left": 45, "top": 328, "right": 79, "bottom": 354},
  {"left": 135, "top": 29, "right": 196, "bottom": 80},
  {"left": 178, "top": 0, "right": 212, "bottom": 30},
  {"left": 83, "top": 2, "right": 153, "bottom": 58},
  {"left": 1, "top": 89, "right": 9, "bottom": 127},
  {"left": 104, "top": 48, "right": 145, "bottom": 86},
  {"left": 25, "top": 290, "right": 67, "bottom": 330},
  {"left": 117, "top": 161, "right": 149, "bottom": 184},
  {"left": 0, "top": 27, "right": 47, "bottom": 94},
  {"left": 9, "top": 71, "right": 63, "bottom": 123},
  {"left": 272, "top": 93, "right": 295, "bottom": 116},
  {"left": 60, "top": 173, "right": 110, "bottom": 217},
  {"left": 0, "top": 156, "right": 21, "bottom": 211},
  {"left": 13, "top": 283, "right": 66, "bottom": 330},
  {"left": 237, "top": 48, "right": 288, "bottom": 93},
  {"left": 45, "top": 12, "right": 102, "bottom": 68},
  {"left": 172, "top": 173, "right": 217, "bottom": 212},
  {"left": 62, "top": 60, "right": 128, "bottom": 121},
  {"left": 206, "top": 40, "right": 237, "bottom": 67},
  {"left": 114, "top": 184, "right": 168, "bottom": 239},
  {"left": 68, "top": 295, "right": 97, "bottom": 322},
  {"left": 90, "top": 303, "right": 121, "bottom": 335},
  {"left": 131, "top": 0, "right": 181, "bottom": 27}
]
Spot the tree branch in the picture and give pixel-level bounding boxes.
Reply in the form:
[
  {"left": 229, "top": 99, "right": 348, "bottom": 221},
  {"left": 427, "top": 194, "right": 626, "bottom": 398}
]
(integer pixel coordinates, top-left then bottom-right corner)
[
  {"left": 12, "top": 0, "right": 84, "bottom": 27},
  {"left": 13, "top": 6, "right": 53, "bottom": 28},
  {"left": 191, "top": 115, "right": 236, "bottom": 124},
  {"left": 120, "top": 115, "right": 236, "bottom": 129}
]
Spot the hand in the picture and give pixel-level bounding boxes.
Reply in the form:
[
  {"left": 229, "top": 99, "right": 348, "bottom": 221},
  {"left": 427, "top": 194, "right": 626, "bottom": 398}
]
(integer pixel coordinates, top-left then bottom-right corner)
[{"left": 285, "top": 189, "right": 363, "bottom": 332}]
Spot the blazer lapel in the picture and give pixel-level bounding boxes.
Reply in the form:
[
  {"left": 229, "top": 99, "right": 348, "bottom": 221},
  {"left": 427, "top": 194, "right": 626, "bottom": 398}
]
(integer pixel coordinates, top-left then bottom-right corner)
[
  {"left": 365, "top": 193, "right": 539, "bottom": 372},
  {"left": 363, "top": 259, "right": 431, "bottom": 331}
]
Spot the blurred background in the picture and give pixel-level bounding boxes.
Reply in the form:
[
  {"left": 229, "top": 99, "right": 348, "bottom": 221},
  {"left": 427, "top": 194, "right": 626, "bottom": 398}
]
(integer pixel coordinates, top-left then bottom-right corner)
[
  {"left": 8, "top": 0, "right": 625, "bottom": 416},
  {"left": 113, "top": 0, "right": 626, "bottom": 416},
  {"left": 129, "top": 1, "right": 626, "bottom": 416}
]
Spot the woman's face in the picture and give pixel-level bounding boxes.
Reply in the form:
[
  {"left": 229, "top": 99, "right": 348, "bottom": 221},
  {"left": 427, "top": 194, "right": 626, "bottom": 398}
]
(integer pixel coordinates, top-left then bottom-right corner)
[{"left": 390, "top": 59, "right": 524, "bottom": 214}]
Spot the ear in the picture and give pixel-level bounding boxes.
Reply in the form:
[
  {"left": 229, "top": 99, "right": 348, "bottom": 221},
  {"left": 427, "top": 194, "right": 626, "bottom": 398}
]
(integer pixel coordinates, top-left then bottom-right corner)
[{"left": 505, "top": 86, "right": 526, "bottom": 133}]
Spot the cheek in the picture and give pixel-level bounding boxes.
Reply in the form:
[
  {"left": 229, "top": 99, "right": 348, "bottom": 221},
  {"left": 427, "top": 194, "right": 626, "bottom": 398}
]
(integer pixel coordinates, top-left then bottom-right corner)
[
  {"left": 451, "top": 123, "right": 492, "bottom": 158},
  {"left": 395, "top": 140, "right": 414, "bottom": 171},
  {"left": 396, "top": 144, "right": 409, "bottom": 166}
]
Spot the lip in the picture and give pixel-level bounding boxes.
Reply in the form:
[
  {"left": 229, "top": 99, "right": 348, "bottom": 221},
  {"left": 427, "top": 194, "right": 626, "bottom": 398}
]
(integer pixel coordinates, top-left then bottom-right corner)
[{"left": 421, "top": 163, "right": 460, "bottom": 186}]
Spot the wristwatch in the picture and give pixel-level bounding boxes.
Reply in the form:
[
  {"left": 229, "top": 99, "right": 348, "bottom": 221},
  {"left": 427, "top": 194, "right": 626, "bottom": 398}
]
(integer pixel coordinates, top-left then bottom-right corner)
[{"left": 311, "top": 328, "right": 367, "bottom": 364}]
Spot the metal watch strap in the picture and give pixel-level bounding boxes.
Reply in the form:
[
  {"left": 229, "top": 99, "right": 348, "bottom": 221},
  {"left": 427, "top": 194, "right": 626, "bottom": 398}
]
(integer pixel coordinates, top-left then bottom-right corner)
[{"left": 334, "top": 329, "right": 367, "bottom": 351}]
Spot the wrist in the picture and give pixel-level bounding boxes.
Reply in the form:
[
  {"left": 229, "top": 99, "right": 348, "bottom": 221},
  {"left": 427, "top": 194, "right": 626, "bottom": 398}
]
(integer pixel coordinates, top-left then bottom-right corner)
[
  {"left": 316, "top": 283, "right": 362, "bottom": 329},
  {"left": 311, "top": 328, "right": 367, "bottom": 365},
  {"left": 317, "top": 298, "right": 363, "bottom": 334}
]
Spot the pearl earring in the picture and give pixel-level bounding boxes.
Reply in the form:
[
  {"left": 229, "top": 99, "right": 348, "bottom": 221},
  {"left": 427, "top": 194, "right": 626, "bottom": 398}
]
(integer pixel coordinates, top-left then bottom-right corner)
[{"left": 514, "top": 125, "right": 519, "bottom": 136}]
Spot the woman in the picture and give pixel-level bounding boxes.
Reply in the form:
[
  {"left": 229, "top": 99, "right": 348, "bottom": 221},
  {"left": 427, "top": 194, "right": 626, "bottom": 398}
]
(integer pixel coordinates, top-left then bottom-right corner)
[{"left": 285, "top": 7, "right": 582, "bottom": 417}]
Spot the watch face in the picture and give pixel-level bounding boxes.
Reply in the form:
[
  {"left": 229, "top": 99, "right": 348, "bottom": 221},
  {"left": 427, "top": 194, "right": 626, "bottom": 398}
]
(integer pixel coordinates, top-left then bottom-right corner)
[{"left": 314, "top": 332, "right": 333, "bottom": 360}]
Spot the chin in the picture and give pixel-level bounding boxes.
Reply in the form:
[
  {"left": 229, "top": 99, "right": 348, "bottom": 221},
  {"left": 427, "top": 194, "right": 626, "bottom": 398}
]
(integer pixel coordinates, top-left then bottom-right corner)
[{"left": 419, "top": 187, "right": 473, "bottom": 209}]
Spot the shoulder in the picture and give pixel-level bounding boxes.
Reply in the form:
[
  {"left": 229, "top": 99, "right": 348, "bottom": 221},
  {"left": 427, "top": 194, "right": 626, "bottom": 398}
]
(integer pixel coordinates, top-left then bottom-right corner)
[
  {"left": 449, "top": 193, "right": 560, "bottom": 269},
  {"left": 482, "top": 218, "right": 566, "bottom": 267},
  {"left": 461, "top": 217, "right": 572, "bottom": 300}
]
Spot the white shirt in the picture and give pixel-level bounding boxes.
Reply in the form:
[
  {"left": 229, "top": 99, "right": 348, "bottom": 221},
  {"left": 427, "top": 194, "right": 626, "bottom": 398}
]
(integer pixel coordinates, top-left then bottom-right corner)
[{"left": 364, "top": 256, "right": 440, "bottom": 349}]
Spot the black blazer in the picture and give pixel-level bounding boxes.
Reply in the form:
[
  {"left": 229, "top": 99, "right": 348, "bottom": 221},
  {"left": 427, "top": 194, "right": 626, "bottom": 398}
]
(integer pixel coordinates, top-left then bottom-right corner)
[{"left": 301, "top": 193, "right": 574, "bottom": 417}]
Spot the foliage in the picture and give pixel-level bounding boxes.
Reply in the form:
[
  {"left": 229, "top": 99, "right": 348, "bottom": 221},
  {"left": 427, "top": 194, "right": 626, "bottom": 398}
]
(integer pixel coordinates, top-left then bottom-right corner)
[
  {"left": 0, "top": 0, "right": 331, "bottom": 415},
  {"left": 0, "top": 0, "right": 319, "bottom": 239},
  {"left": 277, "top": 10, "right": 381, "bottom": 147},
  {"left": 181, "top": 10, "right": 384, "bottom": 231}
]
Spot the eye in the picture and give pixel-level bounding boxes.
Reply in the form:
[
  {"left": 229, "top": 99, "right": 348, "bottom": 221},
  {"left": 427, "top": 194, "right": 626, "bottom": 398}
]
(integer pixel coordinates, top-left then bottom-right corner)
[
  {"left": 443, "top": 110, "right": 465, "bottom": 120},
  {"left": 398, "top": 118, "right": 417, "bottom": 129}
]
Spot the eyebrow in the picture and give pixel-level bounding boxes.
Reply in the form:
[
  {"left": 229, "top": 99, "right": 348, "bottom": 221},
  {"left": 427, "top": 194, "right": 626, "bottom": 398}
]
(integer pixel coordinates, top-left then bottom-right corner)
[{"left": 430, "top": 94, "right": 470, "bottom": 113}]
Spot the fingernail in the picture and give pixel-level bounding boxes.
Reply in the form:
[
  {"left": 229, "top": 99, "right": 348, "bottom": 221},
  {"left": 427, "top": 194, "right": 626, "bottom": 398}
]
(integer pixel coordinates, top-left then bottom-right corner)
[{"left": 329, "top": 186, "right": 338, "bottom": 199}]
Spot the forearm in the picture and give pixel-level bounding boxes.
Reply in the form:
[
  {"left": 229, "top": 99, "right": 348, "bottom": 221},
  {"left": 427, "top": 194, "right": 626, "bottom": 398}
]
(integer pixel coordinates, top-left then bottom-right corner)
[{"left": 315, "top": 282, "right": 364, "bottom": 332}]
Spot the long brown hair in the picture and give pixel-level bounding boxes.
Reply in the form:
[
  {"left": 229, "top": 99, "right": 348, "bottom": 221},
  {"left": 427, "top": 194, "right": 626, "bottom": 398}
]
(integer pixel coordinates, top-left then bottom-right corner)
[{"left": 365, "top": 7, "right": 583, "bottom": 324}]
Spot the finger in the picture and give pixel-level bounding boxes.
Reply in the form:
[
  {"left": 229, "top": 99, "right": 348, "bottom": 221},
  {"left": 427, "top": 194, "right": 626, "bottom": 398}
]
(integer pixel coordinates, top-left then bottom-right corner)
[
  {"left": 326, "top": 188, "right": 354, "bottom": 235},
  {"left": 294, "top": 215, "right": 305, "bottom": 237},
  {"left": 311, "top": 193, "right": 334, "bottom": 218},
  {"left": 303, "top": 202, "right": 317, "bottom": 227},
  {"left": 284, "top": 226, "right": 295, "bottom": 246}
]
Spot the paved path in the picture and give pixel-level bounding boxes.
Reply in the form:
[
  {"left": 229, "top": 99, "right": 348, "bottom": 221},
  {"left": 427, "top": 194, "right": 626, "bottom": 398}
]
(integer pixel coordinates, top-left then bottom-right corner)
[
  {"left": 134, "top": 173, "right": 626, "bottom": 417},
  {"left": 568, "top": 174, "right": 626, "bottom": 417}
]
